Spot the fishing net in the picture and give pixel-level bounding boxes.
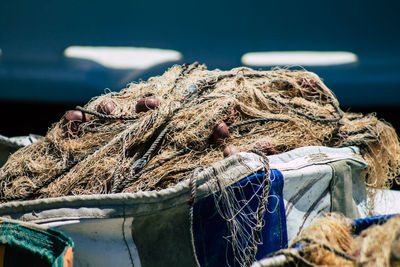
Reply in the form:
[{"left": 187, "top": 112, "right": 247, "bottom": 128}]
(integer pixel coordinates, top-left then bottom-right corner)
[
  {"left": 290, "top": 213, "right": 354, "bottom": 266},
  {"left": 0, "top": 63, "right": 399, "bottom": 201},
  {"left": 267, "top": 214, "right": 400, "bottom": 267},
  {"left": 209, "top": 157, "right": 271, "bottom": 266},
  {"left": 352, "top": 215, "right": 400, "bottom": 266}
]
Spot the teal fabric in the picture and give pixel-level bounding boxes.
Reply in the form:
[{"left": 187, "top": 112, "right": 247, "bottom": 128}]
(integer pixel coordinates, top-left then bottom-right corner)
[{"left": 0, "top": 220, "right": 73, "bottom": 267}]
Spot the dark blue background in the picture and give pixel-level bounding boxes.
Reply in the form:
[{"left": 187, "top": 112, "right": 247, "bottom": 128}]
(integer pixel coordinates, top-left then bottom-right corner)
[{"left": 0, "top": 0, "right": 399, "bottom": 135}]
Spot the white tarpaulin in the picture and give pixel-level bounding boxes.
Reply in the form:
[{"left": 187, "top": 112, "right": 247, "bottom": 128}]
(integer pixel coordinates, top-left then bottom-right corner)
[{"left": 0, "top": 146, "right": 371, "bottom": 266}]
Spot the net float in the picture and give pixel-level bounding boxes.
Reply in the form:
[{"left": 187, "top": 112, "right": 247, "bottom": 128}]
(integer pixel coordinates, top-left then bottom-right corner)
[
  {"left": 135, "top": 97, "right": 161, "bottom": 113},
  {"left": 96, "top": 98, "right": 116, "bottom": 115},
  {"left": 61, "top": 110, "right": 91, "bottom": 134},
  {"left": 223, "top": 145, "right": 241, "bottom": 158},
  {"left": 210, "top": 120, "right": 230, "bottom": 145},
  {"left": 254, "top": 141, "right": 277, "bottom": 155}
]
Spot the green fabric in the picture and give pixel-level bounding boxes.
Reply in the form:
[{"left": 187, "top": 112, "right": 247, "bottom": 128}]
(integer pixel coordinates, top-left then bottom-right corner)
[
  {"left": 0, "top": 220, "right": 73, "bottom": 267},
  {"left": 329, "top": 159, "right": 367, "bottom": 219}
]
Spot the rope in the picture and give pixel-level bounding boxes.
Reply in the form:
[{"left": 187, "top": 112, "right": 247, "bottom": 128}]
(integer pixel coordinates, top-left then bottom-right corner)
[
  {"left": 203, "top": 101, "right": 233, "bottom": 131},
  {"left": 81, "top": 125, "right": 128, "bottom": 133},
  {"left": 194, "top": 74, "right": 235, "bottom": 97},
  {"left": 171, "top": 62, "right": 201, "bottom": 99},
  {"left": 343, "top": 127, "right": 369, "bottom": 136},
  {"left": 128, "top": 126, "right": 170, "bottom": 175},
  {"left": 76, "top": 106, "right": 139, "bottom": 121},
  {"left": 251, "top": 248, "right": 315, "bottom": 267},
  {"left": 247, "top": 149, "right": 269, "bottom": 159},
  {"left": 263, "top": 93, "right": 343, "bottom": 123},
  {"left": 112, "top": 80, "right": 213, "bottom": 193},
  {"left": 341, "top": 138, "right": 373, "bottom": 147},
  {"left": 111, "top": 157, "right": 124, "bottom": 193},
  {"left": 192, "top": 72, "right": 269, "bottom": 96},
  {"left": 245, "top": 158, "right": 270, "bottom": 266},
  {"left": 188, "top": 168, "right": 202, "bottom": 267},
  {"left": 112, "top": 87, "right": 197, "bottom": 193},
  {"left": 243, "top": 73, "right": 270, "bottom": 79},
  {"left": 293, "top": 238, "right": 356, "bottom": 262},
  {"left": 112, "top": 148, "right": 189, "bottom": 193},
  {"left": 183, "top": 62, "right": 200, "bottom": 77},
  {"left": 229, "top": 118, "right": 289, "bottom": 130}
]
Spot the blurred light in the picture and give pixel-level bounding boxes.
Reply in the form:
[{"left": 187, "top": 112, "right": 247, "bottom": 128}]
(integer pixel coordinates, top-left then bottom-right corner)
[
  {"left": 64, "top": 46, "right": 182, "bottom": 69},
  {"left": 241, "top": 51, "right": 358, "bottom": 66}
]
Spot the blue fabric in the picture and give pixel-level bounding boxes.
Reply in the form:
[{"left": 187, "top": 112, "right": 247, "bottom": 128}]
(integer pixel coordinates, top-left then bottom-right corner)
[
  {"left": 352, "top": 214, "right": 397, "bottom": 235},
  {"left": 193, "top": 169, "right": 287, "bottom": 266}
]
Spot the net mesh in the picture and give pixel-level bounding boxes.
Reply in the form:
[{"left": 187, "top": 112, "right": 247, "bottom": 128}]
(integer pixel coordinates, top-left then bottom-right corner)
[
  {"left": 209, "top": 155, "right": 270, "bottom": 266},
  {"left": 269, "top": 214, "right": 400, "bottom": 267}
]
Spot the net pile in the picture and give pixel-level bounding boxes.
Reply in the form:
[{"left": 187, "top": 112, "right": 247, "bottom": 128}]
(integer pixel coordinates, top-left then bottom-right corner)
[
  {"left": 274, "top": 214, "right": 400, "bottom": 267},
  {"left": 352, "top": 215, "right": 400, "bottom": 267},
  {"left": 0, "top": 63, "right": 399, "bottom": 201}
]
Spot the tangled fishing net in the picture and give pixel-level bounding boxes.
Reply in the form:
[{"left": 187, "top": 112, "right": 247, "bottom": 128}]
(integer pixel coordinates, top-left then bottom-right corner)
[
  {"left": 272, "top": 214, "right": 400, "bottom": 267},
  {"left": 0, "top": 63, "right": 399, "bottom": 201}
]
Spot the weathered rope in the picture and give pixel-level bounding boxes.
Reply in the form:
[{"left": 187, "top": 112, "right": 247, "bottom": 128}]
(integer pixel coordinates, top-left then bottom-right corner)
[
  {"left": 81, "top": 125, "right": 128, "bottom": 133},
  {"left": 76, "top": 106, "right": 139, "bottom": 121},
  {"left": 128, "top": 126, "right": 171, "bottom": 175},
  {"left": 229, "top": 118, "right": 289, "bottom": 130},
  {"left": 245, "top": 158, "right": 270, "bottom": 266},
  {"left": 263, "top": 93, "right": 343, "bottom": 123},
  {"left": 251, "top": 248, "right": 314, "bottom": 267},
  {"left": 193, "top": 74, "right": 235, "bottom": 97},
  {"left": 112, "top": 148, "right": 189, "bottom": 193},
  {"left": 112, "top": 79, "right": 222, "bottom": 193},
  {"left": 111, "top": 157, "right": 125, "bottom": 193},
  {"left": 293, "top": 238, "right": 356, "bottom": 262},
  {"left": 341, "top": 137, "right": 375, "bottom": 147},
  {"left": 112, "top": 90, "right": 196, "bottom": 192},
  {"left": 344, "top": 127, "right": 370, "bottom": 136},
  {"left": 188, "top": 168, "right": 202, "bottom": 267},
  {"left": 182, "top": 62, "right": 200, "bottom": 77}
]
